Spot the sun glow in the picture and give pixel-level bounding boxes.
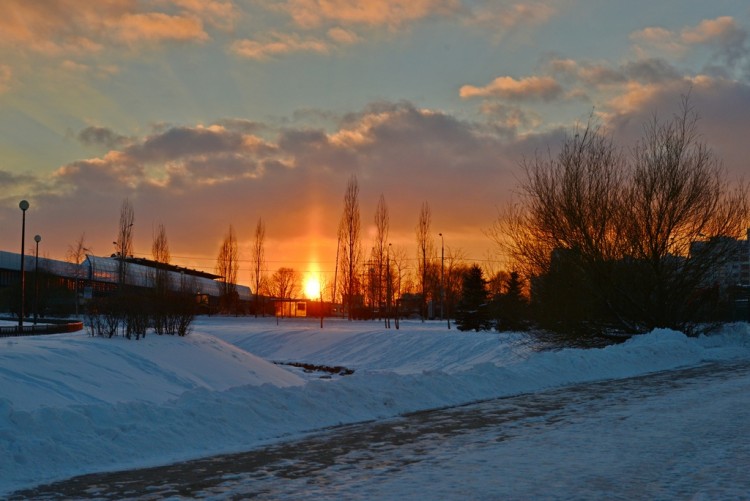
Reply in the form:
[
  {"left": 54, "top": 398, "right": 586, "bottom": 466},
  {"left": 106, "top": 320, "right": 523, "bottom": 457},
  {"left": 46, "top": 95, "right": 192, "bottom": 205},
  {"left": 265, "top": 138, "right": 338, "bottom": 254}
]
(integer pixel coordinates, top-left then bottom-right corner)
[{"left": 304, "top": 275, "right": 321, "bottom": 300}]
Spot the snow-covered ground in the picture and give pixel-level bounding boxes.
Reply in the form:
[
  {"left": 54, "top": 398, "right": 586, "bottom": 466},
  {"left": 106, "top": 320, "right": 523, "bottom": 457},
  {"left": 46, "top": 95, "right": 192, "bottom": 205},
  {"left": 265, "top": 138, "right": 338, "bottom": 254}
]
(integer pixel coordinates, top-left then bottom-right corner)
[{"left": 1, "top": 317, "right": 749, "bottom": 497}]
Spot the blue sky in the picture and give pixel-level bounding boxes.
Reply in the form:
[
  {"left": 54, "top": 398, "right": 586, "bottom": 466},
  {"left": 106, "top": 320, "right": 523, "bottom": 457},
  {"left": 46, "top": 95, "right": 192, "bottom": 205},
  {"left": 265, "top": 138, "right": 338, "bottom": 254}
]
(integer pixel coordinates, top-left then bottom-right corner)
[{"left": 1, "top": 1, "right": 748, "bottom": 285}]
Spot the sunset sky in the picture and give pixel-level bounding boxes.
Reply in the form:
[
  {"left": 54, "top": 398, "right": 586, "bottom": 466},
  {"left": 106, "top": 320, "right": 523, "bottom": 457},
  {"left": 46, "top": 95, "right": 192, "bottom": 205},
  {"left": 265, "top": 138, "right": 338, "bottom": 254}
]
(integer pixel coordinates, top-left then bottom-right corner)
[{"left": 1, "top": 1, "right": 748, "bottom": 288}]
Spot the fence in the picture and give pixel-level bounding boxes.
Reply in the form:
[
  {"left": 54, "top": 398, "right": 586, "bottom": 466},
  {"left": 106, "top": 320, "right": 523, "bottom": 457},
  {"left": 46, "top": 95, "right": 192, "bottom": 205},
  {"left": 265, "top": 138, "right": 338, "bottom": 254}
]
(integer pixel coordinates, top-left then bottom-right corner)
[{"left": 0, "top": 319, "right": 84, "bottom": 337}]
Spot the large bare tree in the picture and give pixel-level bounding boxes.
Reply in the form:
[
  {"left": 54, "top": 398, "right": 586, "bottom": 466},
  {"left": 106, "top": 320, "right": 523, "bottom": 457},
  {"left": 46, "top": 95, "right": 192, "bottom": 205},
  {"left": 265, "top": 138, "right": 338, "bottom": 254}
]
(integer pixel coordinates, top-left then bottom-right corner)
[
  {"left": 622, "top": 98, "right": 748, "bottom": 330},
  {"left": 251, "top": 217, "right": 266, "bottom": 317},
  {"left": 339, "top": 175, "right": 362, "bottom": 319},
  {"left": 416, "top": 201, "right": 433, "bottom": 321},
  {"left": 494, "top": 97, "right": 748, "bottom": 335},
  {"left": 216, "top": 225, "right": 239, "bottom": 313}
]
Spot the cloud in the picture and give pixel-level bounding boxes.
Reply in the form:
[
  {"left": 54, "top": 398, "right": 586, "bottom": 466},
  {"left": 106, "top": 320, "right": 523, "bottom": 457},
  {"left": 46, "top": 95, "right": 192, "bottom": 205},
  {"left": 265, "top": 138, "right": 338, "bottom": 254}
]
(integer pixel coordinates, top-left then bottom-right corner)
[
  {"left": 231, "top": 33, "right": 330, "bottom": 60},
  {"left": 545, "top": 57, "right": 681, "bottom": 87},
  {"left": 0, "top": 169, "right": 36, "bottom": 189},
  {"left": 460, "top": 75, "right": 563, "bottom": 101},
  {"left": 605, "top": 76, "right": 750, "bottom": 182},
  {"left": 327, "top": 26, "right": 361, "bottom": 45},
  {"left": 630, "top": 16, "right": 748, "bottom": 71},
  {"left": 41, "top": 101, "right": 521, "bottom": 263},
  {"left": 0, "top": 0, "right": 212, "bottom": 57},
  {"left": 78, "top": 126, "right": 132, "bottom": 149},
  {"left": 275, "top": 0, "right": 461, "bottom": 29},
  {"left": 166, "top": 0, "right": 238, "bottom": 31},
  {"left": 478, "top": 103, "right": 541, "bottom": 131},
  {"left": 107, "top": 12, "right": 209, "bottom": 44},
  {"left": 469, "top": 1, "right": 559, "bottom": 35}
]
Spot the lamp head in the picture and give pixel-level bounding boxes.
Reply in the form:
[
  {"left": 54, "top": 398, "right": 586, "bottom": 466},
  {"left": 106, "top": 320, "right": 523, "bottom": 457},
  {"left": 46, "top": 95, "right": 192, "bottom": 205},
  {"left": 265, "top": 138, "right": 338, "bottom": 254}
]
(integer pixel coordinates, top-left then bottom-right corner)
[{"left": 19, "top": 200, "right": 29, "bottom": 211}]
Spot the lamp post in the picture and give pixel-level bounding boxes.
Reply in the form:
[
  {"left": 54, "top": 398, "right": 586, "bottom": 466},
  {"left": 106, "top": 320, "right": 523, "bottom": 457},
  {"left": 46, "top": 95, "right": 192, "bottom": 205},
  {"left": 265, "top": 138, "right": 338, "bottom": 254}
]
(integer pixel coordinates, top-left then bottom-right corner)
[
  {"left": 439, "top": 232, "right": 445, "bottom": 323},
  {"left": 385, "top": 243, "right": 391, "bottom": 329},
  {"left": 34, "top": 234, "right": 41, "bottom": 324},
  {"left": 18, "top": 200, "right": 29, "bottom": 330}
]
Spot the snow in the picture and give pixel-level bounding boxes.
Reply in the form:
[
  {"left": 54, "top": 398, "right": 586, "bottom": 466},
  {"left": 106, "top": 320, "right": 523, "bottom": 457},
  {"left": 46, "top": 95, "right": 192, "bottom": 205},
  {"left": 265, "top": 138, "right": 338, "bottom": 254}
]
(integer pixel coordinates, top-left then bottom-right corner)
[{"left": 1, "top": 317, "right": 749, "bottom": 496}]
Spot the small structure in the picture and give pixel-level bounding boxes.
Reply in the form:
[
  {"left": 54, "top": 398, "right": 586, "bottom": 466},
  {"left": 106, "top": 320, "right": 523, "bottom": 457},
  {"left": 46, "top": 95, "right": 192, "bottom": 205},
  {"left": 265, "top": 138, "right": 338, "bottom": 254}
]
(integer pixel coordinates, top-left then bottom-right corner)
[{"left": 274, "top": 299, "right": 307, "bottom": 318}]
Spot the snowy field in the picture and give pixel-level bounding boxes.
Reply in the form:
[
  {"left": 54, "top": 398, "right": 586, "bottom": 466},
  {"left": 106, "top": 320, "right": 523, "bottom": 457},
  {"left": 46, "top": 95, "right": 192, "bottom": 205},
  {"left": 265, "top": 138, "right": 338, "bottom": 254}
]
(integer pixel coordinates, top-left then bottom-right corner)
[{"left": 1, "top": 317, "right": 749, "bottom": 497}]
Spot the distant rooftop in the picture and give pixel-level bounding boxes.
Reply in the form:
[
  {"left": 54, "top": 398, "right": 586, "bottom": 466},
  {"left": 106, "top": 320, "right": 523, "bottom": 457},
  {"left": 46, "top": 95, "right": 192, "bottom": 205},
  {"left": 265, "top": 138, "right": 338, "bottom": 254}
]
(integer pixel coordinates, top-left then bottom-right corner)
[{"left": 114, "top": 255, "right": 222, "bottom": 280}]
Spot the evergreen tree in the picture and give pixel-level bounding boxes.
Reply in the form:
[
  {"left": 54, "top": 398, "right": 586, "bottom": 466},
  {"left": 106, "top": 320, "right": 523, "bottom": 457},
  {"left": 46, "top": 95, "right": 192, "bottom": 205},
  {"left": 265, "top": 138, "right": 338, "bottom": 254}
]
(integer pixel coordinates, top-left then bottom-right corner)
[
  {"left": 455, "top": 264, "right": 490, "bottom": 331},
  {"left": 493, "top": 271, "right": 529, "bottom": 332}
]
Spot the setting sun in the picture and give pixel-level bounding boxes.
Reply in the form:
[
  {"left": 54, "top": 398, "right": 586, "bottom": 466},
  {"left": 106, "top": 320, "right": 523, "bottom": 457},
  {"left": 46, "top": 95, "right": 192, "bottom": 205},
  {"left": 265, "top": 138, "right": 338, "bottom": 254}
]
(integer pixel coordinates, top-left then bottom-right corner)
[{"left": 304, "top": 275, "right": 321, "bottom": 300}]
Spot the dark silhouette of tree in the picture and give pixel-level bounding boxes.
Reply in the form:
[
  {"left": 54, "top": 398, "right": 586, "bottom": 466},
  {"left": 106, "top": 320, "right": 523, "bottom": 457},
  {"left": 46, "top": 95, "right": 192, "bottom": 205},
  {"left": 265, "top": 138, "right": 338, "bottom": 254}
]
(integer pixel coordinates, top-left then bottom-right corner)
[
  {"left": 455, "top": 264, "right": 491, "bottom": 332},
  {"left": 492, "top": 271, "right": 529, "bottom": 332},
  {"left": 151, "top": 223, "right": 170, "bottom": 294},
  {"left": 373, "top": 194, "right": 389, "bottom": 319},
  {"left": 493, "top": 95, "right": 748, "bottom": 336},
  {"left": 216, "top": 225, "right": 239, "bottom": 314},
  {"left": 271, "top": 267, "right": 300, "bottom": 318},
  {"left": 114, "top": 198, "right": 134, "bottom": 288},
  {"left": 65, "top": 232, "right": 90, "bottom": 317},
  {"left": 416, "top": 201, "right": 433, "bottom": 321},
  {"left": 252, "top": 217, "right": 266, "bottom": 317},
  {"left": 339, "top": 175, "right": 362, "bottom": 320}
]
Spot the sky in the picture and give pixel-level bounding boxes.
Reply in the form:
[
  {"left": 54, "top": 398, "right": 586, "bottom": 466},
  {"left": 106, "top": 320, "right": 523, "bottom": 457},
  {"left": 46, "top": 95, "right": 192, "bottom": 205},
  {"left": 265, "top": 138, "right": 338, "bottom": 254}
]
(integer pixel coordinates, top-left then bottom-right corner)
[
  {"left": 1, "top": 1, "right": 749, "bottom": 286},
  {"left": 1, "top": 317, "right": 749, "bottom": 496}
]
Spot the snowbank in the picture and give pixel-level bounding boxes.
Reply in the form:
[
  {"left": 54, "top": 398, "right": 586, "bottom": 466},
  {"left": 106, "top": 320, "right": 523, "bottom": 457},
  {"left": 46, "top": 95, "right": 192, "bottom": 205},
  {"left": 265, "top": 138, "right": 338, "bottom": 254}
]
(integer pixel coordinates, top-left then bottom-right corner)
[{"left": 1, "top": 317, "right": 748, "bottom": 495}]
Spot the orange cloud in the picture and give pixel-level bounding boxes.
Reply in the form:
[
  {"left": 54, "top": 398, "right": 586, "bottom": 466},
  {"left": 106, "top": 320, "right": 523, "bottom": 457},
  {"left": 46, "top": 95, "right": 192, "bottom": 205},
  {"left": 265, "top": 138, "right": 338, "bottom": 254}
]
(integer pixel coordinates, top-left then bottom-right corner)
[
  {"left": 231, "top": 33, "right": 330, "bottom": 60},
  {"left": 278, "top": 0, "right": 461, "bottom": 29},
  {"left": 327, "top": 26, "right": 361, "bottom": 45},
  {"left": 630, "top": 16, "right": 747, "bottom": 63},
  {"left": 166, "top": 0, "right": 238, "bottom": 30},
  {"left": 460, "top": 75, "right": 562, "bottom": 101},
  {"left": 0, "top": 0, "right": 212, "bottom": 56},
  {"left": 109, "top": 12, "right": 208, "bottom": 44},
  {"left": 470, "top": 2, "right": 558, "bottom": 31},
  {"left": 681, "top": 16, "right": 741, "bottom": 45}
]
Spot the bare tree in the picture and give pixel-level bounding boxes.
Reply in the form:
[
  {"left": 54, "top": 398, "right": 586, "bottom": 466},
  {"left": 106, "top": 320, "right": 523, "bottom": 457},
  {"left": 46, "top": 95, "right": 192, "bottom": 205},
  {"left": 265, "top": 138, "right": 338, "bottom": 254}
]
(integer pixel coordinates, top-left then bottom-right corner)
[
  {"left": 216, "top": 225, "right": 239, "bottom": 314},
  {"left": 416, "top": 201, "right": 433, "bottom": 321},
  {"left": 389, "top": 244, "right": 410, "bottom": 330},
  {"left": 373, "top": 194, "right": 389, "bottom": 319},
  {"left": 114, "top": 198, "right": 135, "bottom": 288},
  {"left": 271, "top": 267, "right": 300, "bottom": 318},
  {"left": 251, "top": 217, "right": 266, "bottom": 317},
  {"left": 494, "top": 97, "right": 748, "bottom": 335},
  {"left": 151, "top": 223, "right": 170, "bottom": 294},
  {"left": 622, "top": 98, "right": 749, "bottom": 331},
  {"left": 339, "top": 175, "right": 362, "bottom": 320},
  {"left": 66, "top": 232, "right": 90, "bottom": 316}
]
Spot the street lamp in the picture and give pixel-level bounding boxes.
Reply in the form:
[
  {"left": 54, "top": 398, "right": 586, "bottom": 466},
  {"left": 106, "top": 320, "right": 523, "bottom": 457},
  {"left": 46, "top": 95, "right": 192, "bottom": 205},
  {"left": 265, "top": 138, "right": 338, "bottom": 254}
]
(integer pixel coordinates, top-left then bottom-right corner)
[
  {"left": 439, "top": 233, "right": 445, "bottom": 323},
  {"left": 385, "top": 243, "right": 392, "bottom": 329},
  {"left": 34, "top": 234, "right": 41, "bottom": 324},
  {"left": 18, "top": 200, "right": 29, "bottom": 330}
]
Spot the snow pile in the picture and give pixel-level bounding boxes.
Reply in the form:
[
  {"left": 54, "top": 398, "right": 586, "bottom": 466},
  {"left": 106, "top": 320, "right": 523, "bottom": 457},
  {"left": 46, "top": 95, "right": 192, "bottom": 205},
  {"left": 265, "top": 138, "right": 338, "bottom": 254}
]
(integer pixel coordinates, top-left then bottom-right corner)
[{"left": 0, "top": 317, "right": 748, "bottom": 495}]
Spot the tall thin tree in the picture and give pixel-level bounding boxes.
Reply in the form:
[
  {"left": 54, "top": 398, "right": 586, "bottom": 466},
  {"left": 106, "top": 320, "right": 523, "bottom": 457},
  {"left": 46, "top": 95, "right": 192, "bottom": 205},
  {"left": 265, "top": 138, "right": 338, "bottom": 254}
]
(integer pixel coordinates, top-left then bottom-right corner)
[
  {"left": 151, "top": 223, "right": 170, "bottom": 294},
  {"left": 373, "top": 194, "right": 389, "bottom": 320},
  {"left": 339, "top": 175, "right": 362, "bottom": 320},
  {"left": 114, "top": 198, "right": 135, "bottom": 289},
  {"left": 216, "top": 225, "right": 239, "bottom": 314},
  {"left": 66, "top": 232, "right": 90, "bottom": 317},
  {"left": 416, "top": 201, "right": 433, "bottom": 321},
  {"left": 252, "top": 217, "right": 266, "bottom": 317}
]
